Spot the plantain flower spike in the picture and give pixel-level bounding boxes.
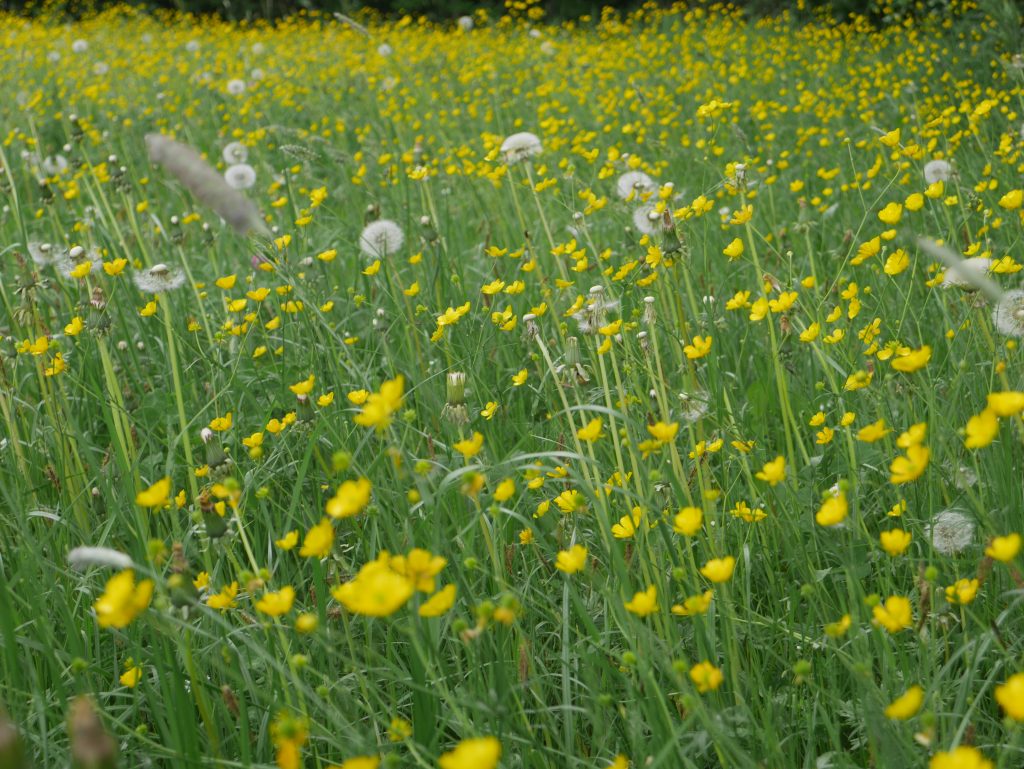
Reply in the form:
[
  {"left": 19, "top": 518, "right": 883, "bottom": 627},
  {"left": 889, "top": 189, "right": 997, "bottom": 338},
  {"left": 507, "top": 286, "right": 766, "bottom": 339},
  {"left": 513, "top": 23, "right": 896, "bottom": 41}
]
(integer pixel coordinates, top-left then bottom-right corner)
[{"left": 145, "top": 133, "right": 268, "bottom": 238}]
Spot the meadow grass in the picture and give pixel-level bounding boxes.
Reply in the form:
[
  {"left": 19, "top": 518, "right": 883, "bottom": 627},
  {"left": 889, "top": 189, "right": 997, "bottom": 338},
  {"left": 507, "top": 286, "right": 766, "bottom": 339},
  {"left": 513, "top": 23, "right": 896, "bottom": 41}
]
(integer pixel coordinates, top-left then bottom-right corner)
[{"left": 1, "top": 2, "right": 1024, "bottom": 768}]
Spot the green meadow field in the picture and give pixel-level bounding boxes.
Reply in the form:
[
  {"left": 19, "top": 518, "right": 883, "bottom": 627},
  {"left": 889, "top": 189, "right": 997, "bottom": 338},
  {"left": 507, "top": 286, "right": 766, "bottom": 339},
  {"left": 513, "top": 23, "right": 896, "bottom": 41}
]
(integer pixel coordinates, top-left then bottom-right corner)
[{"left": 1, "top": 1, "right": 1023, "bottom": 767}]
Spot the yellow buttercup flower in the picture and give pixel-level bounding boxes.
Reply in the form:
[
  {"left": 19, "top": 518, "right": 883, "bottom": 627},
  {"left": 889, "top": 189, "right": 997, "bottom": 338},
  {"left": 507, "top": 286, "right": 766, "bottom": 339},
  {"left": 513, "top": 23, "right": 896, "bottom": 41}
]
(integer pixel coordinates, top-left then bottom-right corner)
[
  {"left": 700, "top": 556, "right": 736, "bottom": 583},
  {"left": 624, "top": 585, "right": 658, "bottom": 617},
  {"left": 672, "top": 506, "right": 703, "bottom": 536},
  {"left": 555, "top": 544, "right": 588, "bottom": 574},
  {"left": 879, "top": 529, "right": 912, "bottom": 556},
  {"left": 872, "top": 595, "right": 912, "bottom": 633},
  {"left": 326, "top": 478, "right": 372, "bottom": 518},
  {"left": 332, "top": 559, "right": 414, "bottom": 617},
  {"left": 755, "top": 456, "right": 786, "bottom": 486},
  {"left": 299, "top": 518, "right": 334, "bottom": 558},
  {"left": 120, "top": 663, "right": 143, "bottom": 688},
  {"left": 884, "top": 685, "right": 924, "bottom": 720},
  {"left": 964, "top": 409, "right": 998, "bottom": 449},
  {"left": 689, "top": 660, "right": 724, "bottom": 693},
  {"left": 289, "top": 374, "right": 315, "bottom": 396},
  {"left": 815, "top": 489, "right": 848, "bottom": 527},
  {"left": 929, "top": 746, "right": 993, "bottom": 769},
  {"left": 136, "top": 477, "right": 171, "bottom": 508},
  {"left": 576, "top": 417, "right": 604, "bottom": 443},
  {"left": 418, "top": 584, "right": 457, "bottom": 617},
  {"left": 353, "top": 375, "right": 404, "bottom": 431},
  {"left": 453, "top": 431, "right": 484, "bottom": 459},
  {"left": 94, "top": 570, "right": 153, "bottom": 629},
  {"left": 890, "top": 345, "right": 931, "bottom": 373},
  {"left": 683, "top": 335, "right": 712, "bottom": 360},
  {"left": 995, "top": 673, "right": 1024, "bottom": 721},
  {"left": 256, "top": 586, "right": 295, "bottom": 617},
  {"left": 985, "top": 533, "right": 1021, "bottom": 562},
  {"left": 671, "top": 590, "right": 713, "bottom": 617},
  {"left": 438, "top": 737, "right": 501, "bottom": 769},
  {"left": 890, "top": 444, "right": 930, "bottom": 484}
]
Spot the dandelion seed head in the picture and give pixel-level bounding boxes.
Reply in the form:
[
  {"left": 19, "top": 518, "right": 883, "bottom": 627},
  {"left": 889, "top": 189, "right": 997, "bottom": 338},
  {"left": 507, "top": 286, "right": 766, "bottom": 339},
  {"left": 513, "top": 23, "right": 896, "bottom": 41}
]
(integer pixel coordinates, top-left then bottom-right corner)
[
  {"left": 222, "top": 142, "right": 249, "bottom": 164},
  {"left": 926, "top": 509, "right": 975, "bottom": 555},
  {"left": 71, "top": 39, "right": 88, "bottom": 53},
  {"left": 42, "top": 154, "right": 68, "bottom": 176},
  {"left": 226, "top": 78, "right": 247, "bottom": 95},
  {"left": 632, "top": 203, "right": 658, "bottom": 234},
  {"left": 28, "top": 241, "right": 57, "bottom": 266},
  {"left": 992, "top": 289, "right": 1024, "bottom": 336},
  {"left": 924, "top": 159, "right": 952, "bottom": 184},
  {"left": 57, "top": 246, "right": 102, "bottom": 278},
  {"left": 133, "top": 263, "right": 186, "bottom": 293},
  {"left": 457, "top": 15, "right": 474, "bottom": 31},
  {"left": 942, "top": 257, "right": 991, "bottom": 289},
  {"left": 616, "top": 171, "right": 655, "bottom": 200},
  {"left": 677, "top": 390, "right": 711, "bottom": 422},
  {"left": 359, "top": 219, "right": 405, "bottom": 259},
  {"left": 68, "top": 546, "right": 133, "bottom": 571},
  {"left": 224, "top": 163, "right": 257, "bottom": 190},
  {"left": 500, "top": 131, "right": 542, "bottom": 164}
]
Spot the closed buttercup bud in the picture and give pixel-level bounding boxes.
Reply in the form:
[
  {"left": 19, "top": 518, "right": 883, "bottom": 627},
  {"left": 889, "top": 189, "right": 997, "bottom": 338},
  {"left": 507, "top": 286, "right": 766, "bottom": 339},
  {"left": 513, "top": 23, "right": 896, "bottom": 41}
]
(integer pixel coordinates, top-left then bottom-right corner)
[{"left": 69, "top": 697, "right": 117, "bottom": 769}]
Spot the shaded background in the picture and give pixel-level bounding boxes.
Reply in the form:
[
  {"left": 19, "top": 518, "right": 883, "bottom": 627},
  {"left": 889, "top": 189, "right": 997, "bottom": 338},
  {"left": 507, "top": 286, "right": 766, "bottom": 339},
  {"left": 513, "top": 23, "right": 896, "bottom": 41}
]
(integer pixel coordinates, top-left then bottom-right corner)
[{"left": 0, "top": 0, "right": 993, "bottom": 21}]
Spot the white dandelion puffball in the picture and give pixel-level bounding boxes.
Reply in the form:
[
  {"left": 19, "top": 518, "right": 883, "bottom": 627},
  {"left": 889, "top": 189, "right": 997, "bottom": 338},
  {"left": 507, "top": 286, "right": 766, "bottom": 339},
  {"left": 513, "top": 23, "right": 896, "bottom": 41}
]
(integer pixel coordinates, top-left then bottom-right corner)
[
  {"left": 57, "top": 246, "right": 102, "bottom": 278},
  {"left": 185, "top": 39, "right": 200, "bottom": 53},
  {"left": 377, "top": 43, "right": 393, "bottom": 57},
  {"left": 47, "top": 50, "right": 60, "bottom": 63},
  {"left": 71, "top": 39, "right": 88, "bottom": 53},
  {"left": 926, "top": 510, "right": 975, "bottom": 555},
  {"left": 250, "top": 67, "right": 266, "bottom": 81},
  {"left": 42, "top": 154, "right": 68, "bottom": 176},
  {"left": 28, "top": 241, "right": 57, "bottom": 266},
  {"left": 941, "top": 257, "right": 991, "bottom": 289},
  {"left": 93, "top": 61, "right": 109, "bottom": 75},
  {"left": 359, "top": 219, "right": 405, "bottom": 259},
  {"left": 251, "top": 42, "right": 266, "bottom": 55},
  {"left": 224, "top": 163, "right": 257, "bottom": 190},
  {"left": 540, "top": 41, "right": 556, "bottom": 56},
  {"left": 457, "top": 15, "right": 474, "bottom": 31},
  {"left": 677, "top": 389, "right": 711, "bottom": 423},
  {"left": 616, "top": 171, "right": 655, "bottom": 200},
  {"left": 632, "top": 203, "right": 659, "bottom": 235},
  {"left": 924, "top": 159, "right": 951, "bottom": 184},
  {"left": 68, "top": 546, "right": 132, "bottom": 571},
  {"left": 133, "top": 263, "right": 186, "bottom": 293},
  {"left": 500, "top": 131, "right": 543, "bottom": 164},
  {"left": 992, "top": 289, "right": 1024, "bottom": 337},
  {"left": 226, "top": 78, "right": 247, "bottom": 95},
  {"left": 222, "top": 142, "right": 249, "bottom": 164}
]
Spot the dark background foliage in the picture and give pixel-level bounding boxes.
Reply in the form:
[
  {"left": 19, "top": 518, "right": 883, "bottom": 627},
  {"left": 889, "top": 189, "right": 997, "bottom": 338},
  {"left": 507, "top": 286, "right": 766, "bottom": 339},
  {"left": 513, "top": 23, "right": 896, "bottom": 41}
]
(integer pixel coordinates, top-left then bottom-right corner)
[{"left": 2, "top": 0, "right": 1020, "bottom": 24}]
